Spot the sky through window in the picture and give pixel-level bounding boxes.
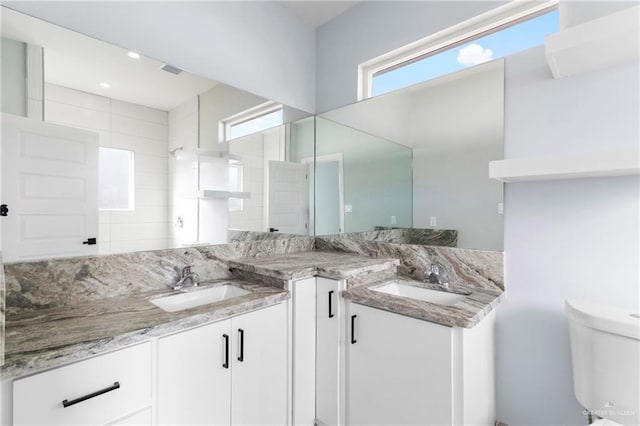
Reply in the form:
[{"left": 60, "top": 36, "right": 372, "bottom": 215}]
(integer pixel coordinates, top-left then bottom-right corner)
[{"left": 372, "top": 9, "right": 559, "bottom": 96}]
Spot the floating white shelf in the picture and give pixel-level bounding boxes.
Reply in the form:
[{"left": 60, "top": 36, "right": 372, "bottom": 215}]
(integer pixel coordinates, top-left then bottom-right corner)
[
  {"left": 545, "top": 6, "right": 639, "bottom": 79},
  {"left": 489, "top": 151, "right": 640, "bottom": 183},
  {"left": 199, "top": 190, "right": 251, "bottom": 199},
  {"left": 174, "top": 149, "right": 241, "bottom": 163}
]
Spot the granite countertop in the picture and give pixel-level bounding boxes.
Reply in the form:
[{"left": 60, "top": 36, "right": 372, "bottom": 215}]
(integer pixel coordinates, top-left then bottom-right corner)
[
  {"left": 1, "top": 279, "right": 287, "bottom": 380},
  {"left": 228, "top": 250, "right": 400, "bottom": 280},
  {"left": 342, "top": 277, "right": 503, "bottom": 328},
  {"left": 1, "top": 250, "right": 501, "bottom": 380}
]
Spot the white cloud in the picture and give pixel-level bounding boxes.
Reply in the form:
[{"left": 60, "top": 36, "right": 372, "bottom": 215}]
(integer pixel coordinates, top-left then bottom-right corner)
[{"left": 456, "top": 43, "right": 494, "bottom": 66}]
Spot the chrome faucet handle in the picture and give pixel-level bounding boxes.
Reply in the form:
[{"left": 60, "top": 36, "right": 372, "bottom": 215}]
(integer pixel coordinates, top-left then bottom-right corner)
[
  {"left": 182, "top": 266, "right": 192, "bottom": 277},
  {"left": 427, "top": 262, "right": 449, "bottom": 288}
]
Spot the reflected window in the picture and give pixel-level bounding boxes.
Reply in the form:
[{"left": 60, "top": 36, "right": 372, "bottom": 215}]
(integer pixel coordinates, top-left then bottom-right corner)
[
  {"left": 229, "top": 161, "right": 244, "bottom": 211},
  {"left": 361, "top": 2, "right": 558, "bottom": 98},
  {"left": 99, "top": 147, "right": 134, "bottom": 210},
  {"left": 221, "top": 101, "right": 283, "bottom": 141}
]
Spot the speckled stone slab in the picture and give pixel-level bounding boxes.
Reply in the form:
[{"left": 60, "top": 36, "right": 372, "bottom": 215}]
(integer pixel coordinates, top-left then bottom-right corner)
[
  {"left": 370, "top": 227, "right": 458, "bottom": 246},
  {"left": 316, "top": 237, "right": 504, "bottom": 291},
  {"left": 228, "top": 251, "right": 400, "bottom": 281},
  {"left": 0, "top": 251, "right": 5, "bottom": 367},
  {"left": 3, "top": 237, "right": 314, "bottom": 314},
  {"left": 1, "top": 280, "right": 288, "bottom": 380},
  {"left": 342, "top": 277, "right": 503, "bottom": 328}
]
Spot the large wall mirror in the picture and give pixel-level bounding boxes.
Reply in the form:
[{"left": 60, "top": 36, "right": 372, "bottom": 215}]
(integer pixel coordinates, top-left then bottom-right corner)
[
  {"left": 317, "top": 59, "right": 505, "bottom": 251},
  {"left": 1, "top": 6, "right": 504, "bottom": 261},
  {"left": 0, "top": 6, "right": 312, "bottom": 261}
]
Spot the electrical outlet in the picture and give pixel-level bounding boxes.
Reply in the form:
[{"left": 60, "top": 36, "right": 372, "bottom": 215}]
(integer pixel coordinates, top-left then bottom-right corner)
[
  {"left": 391, "top": 216, "right": 396, "bottom": 225},
  {"left": 498, "top": 202, "right": 504, "bottom": 215},
  {"left": 430, "top": 216, "right": 437, "bottom": 227}
]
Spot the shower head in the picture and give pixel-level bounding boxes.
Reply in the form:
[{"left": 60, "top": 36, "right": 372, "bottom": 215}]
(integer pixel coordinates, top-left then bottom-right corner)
[{"left": 169, "top": 147, "right": 184, "bottom": 156}]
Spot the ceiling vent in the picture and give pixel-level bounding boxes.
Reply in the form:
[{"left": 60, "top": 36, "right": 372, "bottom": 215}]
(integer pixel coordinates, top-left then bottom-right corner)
[{"left": 161, "top": 64, "right": 183, "bottom": 75}]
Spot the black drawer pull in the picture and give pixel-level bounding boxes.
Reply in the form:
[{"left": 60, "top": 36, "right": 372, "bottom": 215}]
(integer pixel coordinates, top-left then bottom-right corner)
[
  {"left": 237, "top": 328, "right": 244, "bottom": 362},
  {"left": 351, "top": 315, "right": 357, "bottom": 344},
  {"left": 328, "top": 291, "right": 335, "bottom": 318},
  {"left": 223, "top": 334, "right": 230, "bottom": 368},
  {"left": 62, "top": 381, "right": 120, "bottom": 408}
]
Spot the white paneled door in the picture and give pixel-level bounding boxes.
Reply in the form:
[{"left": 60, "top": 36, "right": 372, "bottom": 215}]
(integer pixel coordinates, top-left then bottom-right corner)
[
  {"left": 268, "top": 160, "right": 308, "bottom": 235},
  {"left": 1, "top": 113, "right": 99, "bottom": 261}
]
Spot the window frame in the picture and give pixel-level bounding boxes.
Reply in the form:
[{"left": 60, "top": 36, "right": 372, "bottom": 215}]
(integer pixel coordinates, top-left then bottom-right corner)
[
  {"left": 358, "top": 0, "right": 559, "bottom": 100},
  {"left": 228, "top": 160, "right": 244, "bottom": 212},
  {"left": 219, "top": 101, "right": 283, "bottom": 142},
  {"left": 98, "top": 147, "right": 135, "bottom": 212}
]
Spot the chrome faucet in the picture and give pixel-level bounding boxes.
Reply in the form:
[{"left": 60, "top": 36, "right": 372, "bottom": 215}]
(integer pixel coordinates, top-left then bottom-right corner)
[
  {"left": 425, "top": 262, "right": 449, "bottom": 289},
  {"left": 173, "top": 266, "right": 199, "bottom": 290}
]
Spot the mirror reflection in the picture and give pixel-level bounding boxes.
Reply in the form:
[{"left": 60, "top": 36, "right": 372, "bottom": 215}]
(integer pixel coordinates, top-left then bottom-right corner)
[
  {"left": 317, "top": 59, "right": 505, "bottom": 251},
  {"left": 0, "top": 7, "right": 311, "bottom": 261}
]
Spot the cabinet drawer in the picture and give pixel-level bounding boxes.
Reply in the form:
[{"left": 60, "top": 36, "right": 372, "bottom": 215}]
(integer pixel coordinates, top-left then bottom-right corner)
[{"left": 13, "top": 342, "right": 152, "bottom": 426}]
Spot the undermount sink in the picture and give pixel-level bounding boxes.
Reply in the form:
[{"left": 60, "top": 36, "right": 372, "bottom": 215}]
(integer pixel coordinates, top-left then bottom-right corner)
[
  {"left": 373, "top": 280, "right": 467, "bottom": 306},
  {"left": 151, "top": 284, "right": 250, "bottom": 312}
]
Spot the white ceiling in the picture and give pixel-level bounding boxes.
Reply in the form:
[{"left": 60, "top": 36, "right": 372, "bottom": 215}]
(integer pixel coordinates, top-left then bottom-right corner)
[
  {"left": 1, "top": 7, "right": 218, "bottom": 111},
  {"left": 277, "top": 1, "right": 360, "bottom": 28}
]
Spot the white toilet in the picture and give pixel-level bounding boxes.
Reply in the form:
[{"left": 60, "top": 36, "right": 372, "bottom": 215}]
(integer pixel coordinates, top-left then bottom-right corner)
[{"left": 566, "top": 299, "right": 640, "bottom": 426}]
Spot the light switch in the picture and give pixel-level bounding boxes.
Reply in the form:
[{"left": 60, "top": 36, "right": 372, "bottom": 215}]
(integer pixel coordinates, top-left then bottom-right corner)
[{"left": 345, "top": 204, "right": 353, "bottom": 213}]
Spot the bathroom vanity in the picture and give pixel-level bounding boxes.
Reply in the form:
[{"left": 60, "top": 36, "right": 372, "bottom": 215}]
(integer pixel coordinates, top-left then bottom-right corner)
[{"left": 0, "top": 242, "right": 503, "bottom": 426}]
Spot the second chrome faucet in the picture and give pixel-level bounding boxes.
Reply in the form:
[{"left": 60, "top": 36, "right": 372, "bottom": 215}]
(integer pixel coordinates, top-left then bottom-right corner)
[{"left": 425, "top": 262, "right": 449, "bottom": 289}]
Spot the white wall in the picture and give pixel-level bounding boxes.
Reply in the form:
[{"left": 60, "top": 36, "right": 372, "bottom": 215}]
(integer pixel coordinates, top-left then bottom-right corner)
[
  {"left": 4, "top": 1, "right": 316, "bottom": 113},
  {"left": 45, "top": 84, "right": 169, "bottom": 254},
  {"left": 168, "top": 97, "right": 199, "bottom": 247},
  {"left": 498, "top": 45, "right": 639, "bottom": 425},
  {"left": 315, "top": 0, "right": 506, "bottom": 112}
]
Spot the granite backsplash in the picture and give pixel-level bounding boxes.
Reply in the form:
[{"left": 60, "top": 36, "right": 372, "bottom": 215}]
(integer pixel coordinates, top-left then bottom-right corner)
[
  {"left": 315, "top": 236, "right": 503, "bottom": 291},
  {"left": 3, "top": 237, "right": 314, "bottom": 315}
]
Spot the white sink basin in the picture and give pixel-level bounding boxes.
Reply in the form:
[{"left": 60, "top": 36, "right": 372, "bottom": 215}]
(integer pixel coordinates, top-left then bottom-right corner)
[
  {"left": 373, "top": 281, "right": 467, "bottom": 306},
  {"left": 151, "top": 284, "right": 250, "bottom": 312}
]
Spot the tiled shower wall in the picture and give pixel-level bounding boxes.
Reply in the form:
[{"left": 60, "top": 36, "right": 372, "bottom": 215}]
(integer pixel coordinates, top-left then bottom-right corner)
[{"left": 44, "top": 84, "right": 169, "bottom": 254}]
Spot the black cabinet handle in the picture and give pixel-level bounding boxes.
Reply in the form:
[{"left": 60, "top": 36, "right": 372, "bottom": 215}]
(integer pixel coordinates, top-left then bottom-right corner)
[
  {"left": 223, "top": 334, "right": 229, "bottom": 369},
  {"left": 351, "top": 315, "right": 357, "bottom": 344},
  {"left": 0, "top": 204, "right": 8, "bottom": 217},
  {"left": 83, "top": 238, "right": 97, "bottom": 245},
  {"left": 237, "top": 328, "right": 244, "bottom": 362},
  {"left": 62, "top": 381, "right": 120, "bottom": 408},
  {"left": 328, "top": 291, "right": 334, "bottom": 318},
  {"left": 269, "top": 227, "right": 279, "bottom": 233}
]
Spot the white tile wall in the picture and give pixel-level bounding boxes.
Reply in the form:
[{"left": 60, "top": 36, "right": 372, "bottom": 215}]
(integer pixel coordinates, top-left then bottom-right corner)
[
  {"left": 44, "top": 83, "right": 169, "bottom": 255},
  {"left": 168, "top": 97, "right": 199, "bottom": 246}
]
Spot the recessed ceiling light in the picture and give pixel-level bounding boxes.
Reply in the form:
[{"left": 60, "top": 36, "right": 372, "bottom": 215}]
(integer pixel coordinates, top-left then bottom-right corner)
[
  {"left": 99, "top": 82, "right": 111, "bottom": 88},
  {"left": 127, "top": 51, "right": 140, "bottom": 59}
]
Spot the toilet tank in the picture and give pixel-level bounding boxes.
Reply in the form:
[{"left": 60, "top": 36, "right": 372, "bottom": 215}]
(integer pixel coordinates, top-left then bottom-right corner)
[{"left": 566, "top": 299, "right": 640, "bottom": 426}]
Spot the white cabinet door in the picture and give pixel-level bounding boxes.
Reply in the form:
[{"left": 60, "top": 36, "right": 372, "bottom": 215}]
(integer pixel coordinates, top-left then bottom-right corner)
[
  {"left": 106, "top": 408, "right": 152, "bottom": 426},
  {"left": 158, "top": 320, "right": 232, "bottom": 426},
  {"left": 291, "top": 277, "right": 316, "bottom": 425},
  {"left": 346, "top": 303, "right": 454, "bottom": 426},
  {"left": 1, "top": 113, "right": 99, "bottom": 262},
  {"left": 316, "top": 277, "right": 341, "bottom": 425},
  {"left": 231, "top": 303, "right": 288, "bottom": 425}
]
